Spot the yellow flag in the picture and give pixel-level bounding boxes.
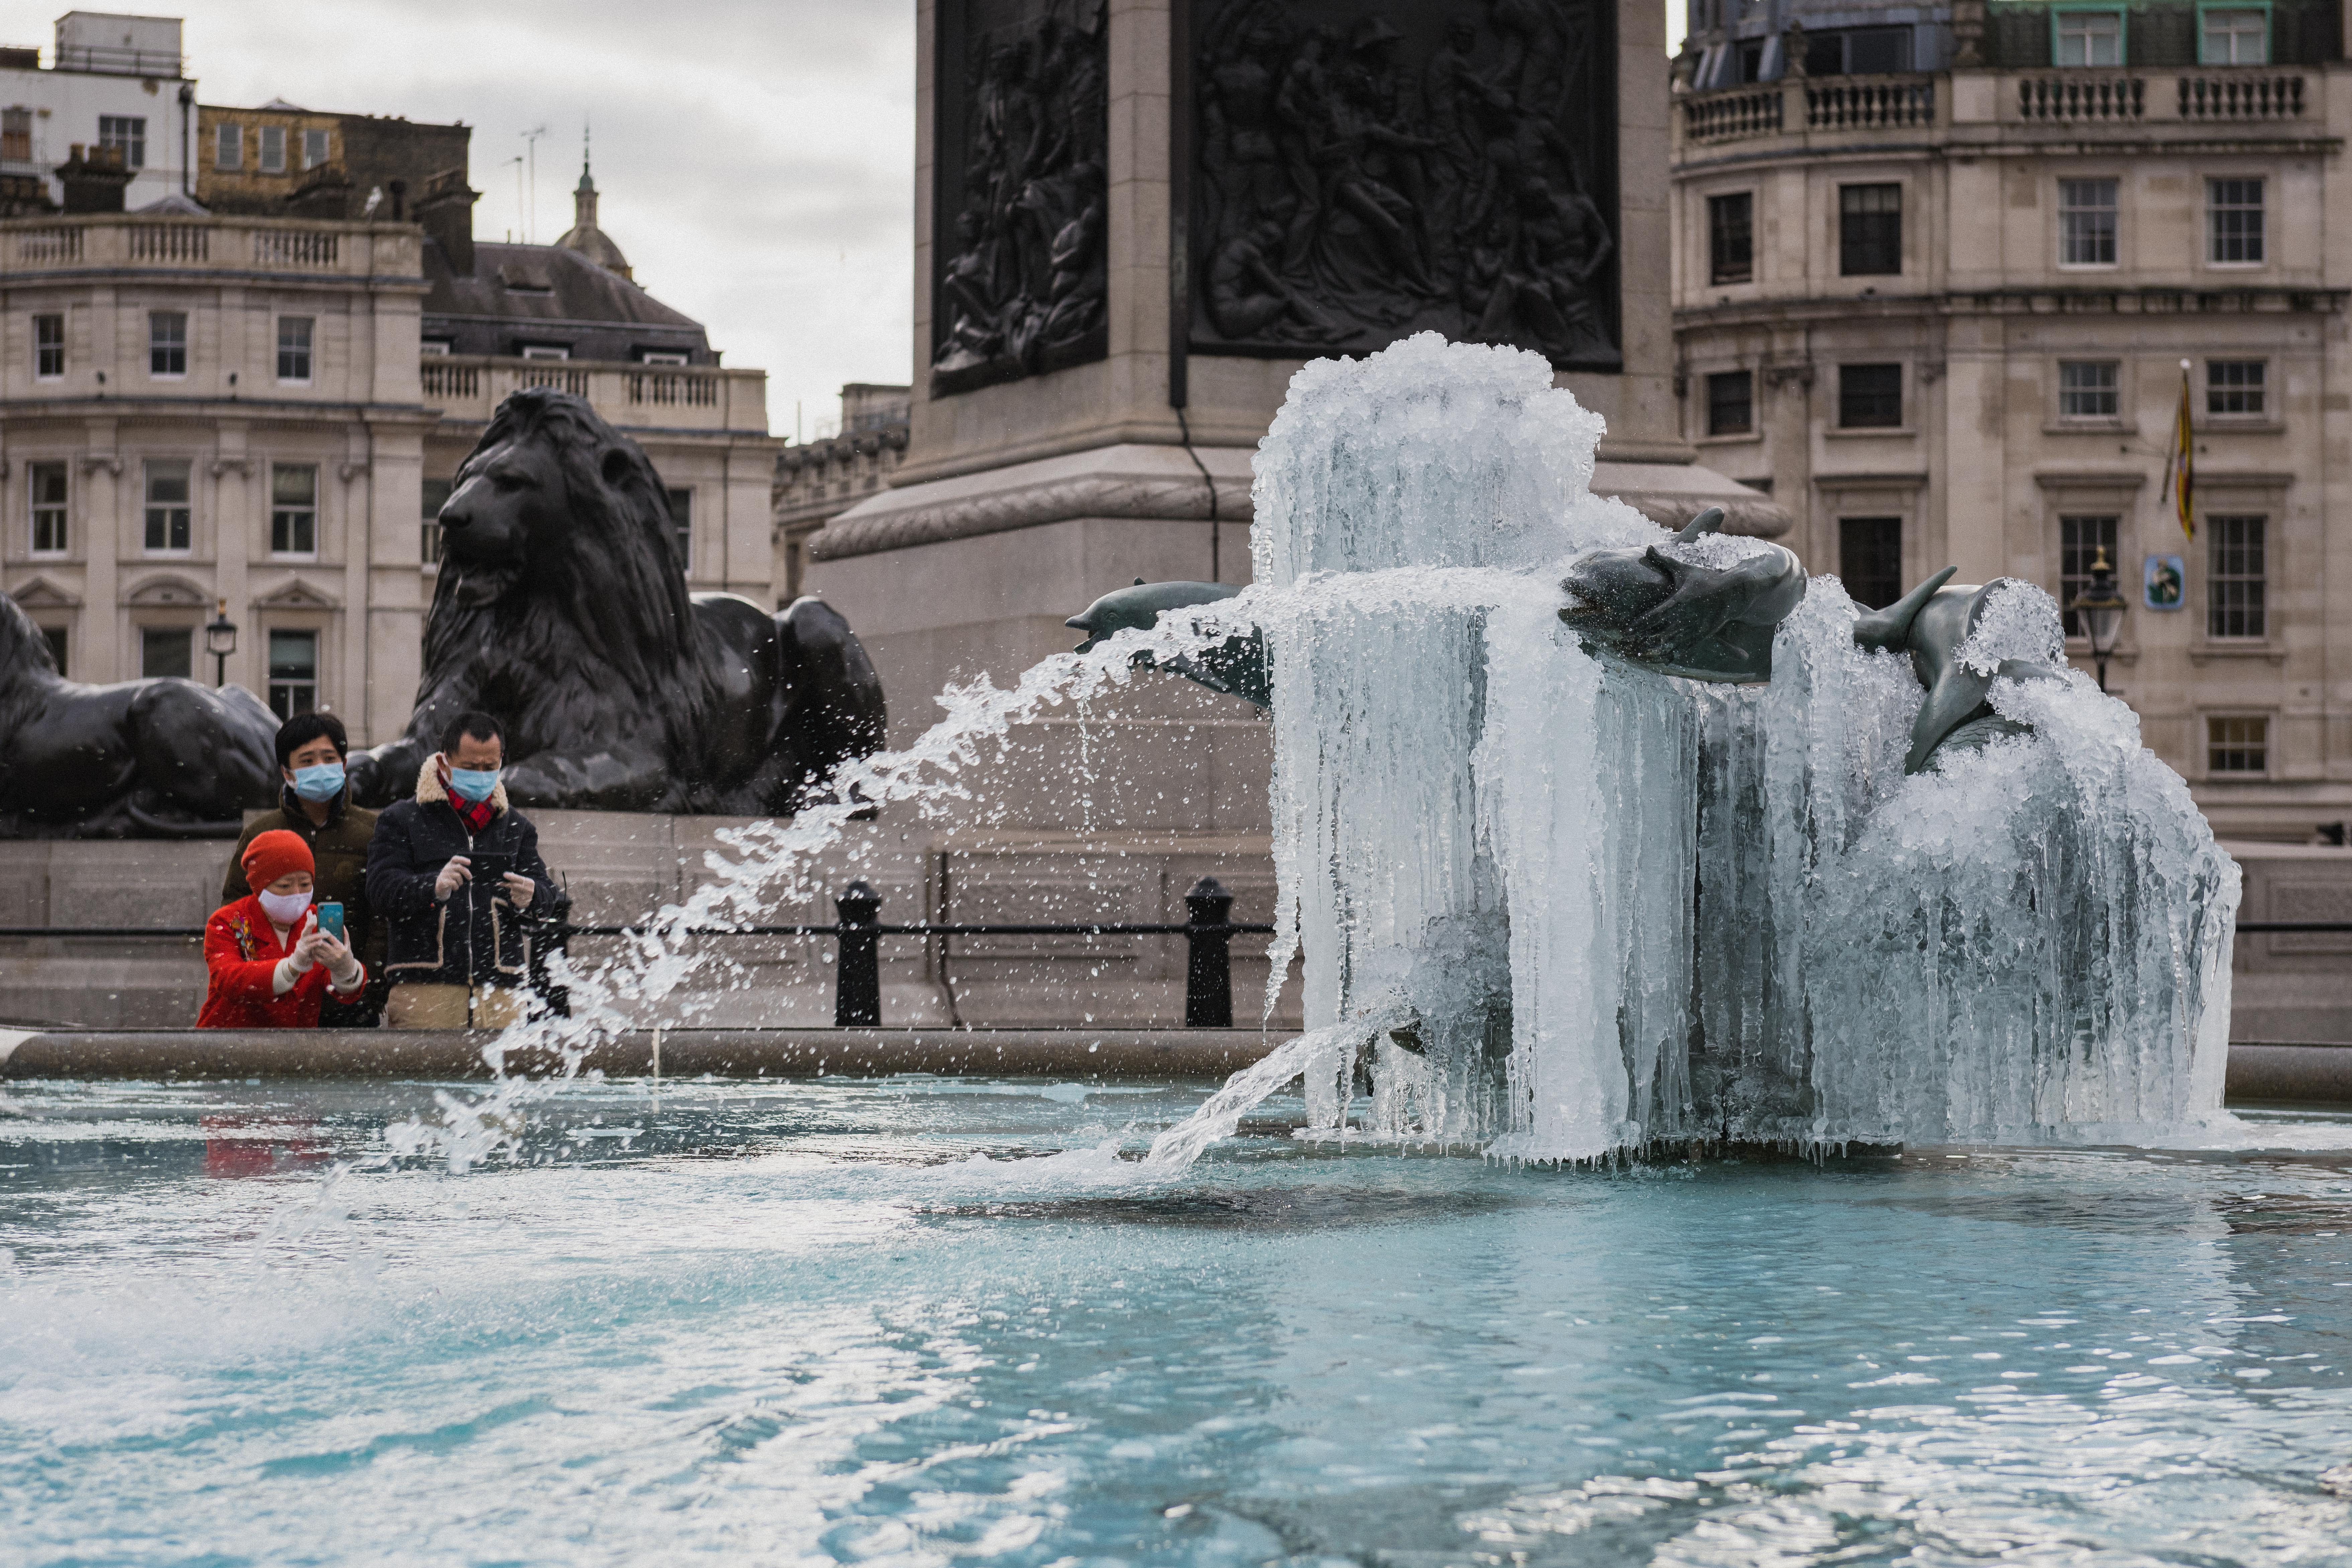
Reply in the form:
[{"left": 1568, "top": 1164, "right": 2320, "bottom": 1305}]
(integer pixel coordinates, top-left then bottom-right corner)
[{"left": 2162, "top": 362, "right": 2195, "bottom": 542}]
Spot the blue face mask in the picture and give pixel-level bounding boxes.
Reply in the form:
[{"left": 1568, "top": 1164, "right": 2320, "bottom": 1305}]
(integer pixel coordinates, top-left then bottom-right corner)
[
  {"left": 288, "top": 762, "right": 345, "bottom": 802},
  {"left": 449, "top": 766, "right": 500, "bottom": 803}
]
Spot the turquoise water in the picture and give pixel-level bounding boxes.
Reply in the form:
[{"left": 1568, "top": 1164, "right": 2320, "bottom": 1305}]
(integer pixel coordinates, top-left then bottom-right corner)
[{"left": 6, "top": 1077, "right": 2352, "bottom": 1566}]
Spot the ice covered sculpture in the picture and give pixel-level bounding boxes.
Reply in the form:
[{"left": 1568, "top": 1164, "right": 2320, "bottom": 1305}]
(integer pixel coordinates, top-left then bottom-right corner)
[{"left": 1073, "top": 334, "right": 2238, "bottom": 1158}]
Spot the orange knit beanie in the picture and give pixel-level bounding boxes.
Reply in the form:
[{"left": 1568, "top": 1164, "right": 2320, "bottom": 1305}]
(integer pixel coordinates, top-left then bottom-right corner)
[{"left": 241, "top": 829, "right": 314, "bottom": 891}]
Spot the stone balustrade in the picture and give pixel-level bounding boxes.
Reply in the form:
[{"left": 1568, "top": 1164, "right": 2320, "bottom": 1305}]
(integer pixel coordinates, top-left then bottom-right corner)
[
  {"left": 419, "top": 354, "right": 767, "bottom": 433},
  {"left": 0, "top": 212, "right": 418, "bottom": 278},
  {"left": 1678, "top": 66, "right": 2310, "bottom": 149}
]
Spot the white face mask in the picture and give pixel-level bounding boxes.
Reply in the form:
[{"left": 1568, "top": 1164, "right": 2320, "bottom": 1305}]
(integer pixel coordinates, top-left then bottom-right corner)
[{"left": 258, "top": 889, "right": 313, "bottom": 926}]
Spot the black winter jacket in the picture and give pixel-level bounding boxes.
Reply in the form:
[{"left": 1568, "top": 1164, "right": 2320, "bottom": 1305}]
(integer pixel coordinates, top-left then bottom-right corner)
[{"left": 365, "top": 756, "right": 558, "bottom": 989}]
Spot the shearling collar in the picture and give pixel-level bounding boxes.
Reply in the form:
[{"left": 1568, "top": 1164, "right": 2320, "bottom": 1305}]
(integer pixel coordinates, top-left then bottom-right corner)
[{"left": 413, "top": 752, "right": 511, "bottom": 814}]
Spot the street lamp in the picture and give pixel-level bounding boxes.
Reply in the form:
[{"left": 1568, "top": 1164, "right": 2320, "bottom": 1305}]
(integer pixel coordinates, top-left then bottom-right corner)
[
  {"left": 204, "top": 598, "right": 238, "bottom": 688},
  {"left": 2067, "top": 547, "right": 2128, "bottom": 694}
]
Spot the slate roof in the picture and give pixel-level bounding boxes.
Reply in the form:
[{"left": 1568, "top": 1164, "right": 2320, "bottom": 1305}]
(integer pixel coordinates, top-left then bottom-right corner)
[{"left": 420, "top": 237, "right": 715, "bottom": 365}]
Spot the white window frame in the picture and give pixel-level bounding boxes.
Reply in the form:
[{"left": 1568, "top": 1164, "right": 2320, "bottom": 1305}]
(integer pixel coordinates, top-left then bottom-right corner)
[
  {"left": 2206, "top": 176, "right": 2266, "bottom": 267},
  {"left": 2200, "top": 6, "right": 2269, "bottom": 64},
  {"left": 301, "top": 127, "right": 328, "bottom": 170},
  {"left": 213, "top": 121, "right": 240, "bottom": 170},
  {"left": 259, "top": 124, "right": 286, "bottom": 174},
  {"left": 270, "top": 462, "right": 319, "bottom": 559},
  {"left": 27, "top": 459, "right": 67, "bottom": 558},
  {"left": 2057, "top": 177, "right": 2119, "bottom": 268},
  {"left": 32, "top": 311, "right": 64, "bottom": 379},
  {"left": 2057, "top": 360, "right": 2122, "bottom": 421},
  {"left": 142, "top": 459, "right": 193, "bottom": 556},
  {"left": 519, "top": 344, "right": 571, "bottom": 361},
  {"left": 148, "top": 310, "right": 187, "bottom": 380},
  {"left": 276, "top": 315, "right": 314, "bottom": 384}
]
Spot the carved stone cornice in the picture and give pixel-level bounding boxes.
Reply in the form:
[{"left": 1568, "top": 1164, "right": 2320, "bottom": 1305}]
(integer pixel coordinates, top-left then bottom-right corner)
[
  {"left": 208, "top": 456, "right": 250, "bottom": 477},
  {"left": 78, "top": 453, "right": 122, "bottom": 477},
  {"left": 811, "top": 471, "right": 1246, "bottom": 563}
]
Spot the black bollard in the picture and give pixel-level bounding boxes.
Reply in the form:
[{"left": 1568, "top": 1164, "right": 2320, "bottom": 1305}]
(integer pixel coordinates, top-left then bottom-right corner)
[
  {"left": 1184, "top": 876, "right": 1235, "bottom": 1028},
  {"left": 834, "top": 879, "right": 882, "bottom": 1027}
]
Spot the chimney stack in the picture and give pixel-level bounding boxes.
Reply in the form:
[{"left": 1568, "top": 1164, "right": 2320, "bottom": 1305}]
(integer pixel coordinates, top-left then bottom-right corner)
[
  {"left": 56, "top": 144, "right": 132, "bottom": 214},
  {"left": 414, "top": 167, "right": 478, "bottom": 275}
]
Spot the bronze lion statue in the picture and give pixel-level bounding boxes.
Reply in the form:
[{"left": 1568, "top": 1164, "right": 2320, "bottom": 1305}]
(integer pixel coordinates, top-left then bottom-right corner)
[
  {"left": 350, "top": 388, "right": 886, "bottom": 813},
  {"left": 0, "top": 590, "right": 279, "bottom": 837}
]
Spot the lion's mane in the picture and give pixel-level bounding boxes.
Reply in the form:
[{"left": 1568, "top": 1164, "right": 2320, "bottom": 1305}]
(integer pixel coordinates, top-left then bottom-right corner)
[{"left": 412, "top": 388, "right": 716, "bottom": 805}]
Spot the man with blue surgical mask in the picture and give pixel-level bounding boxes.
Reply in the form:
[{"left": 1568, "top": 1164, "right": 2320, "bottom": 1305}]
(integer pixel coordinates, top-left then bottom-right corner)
[
  {"left": 365, "top": 710, "right": 558, "bottom": 1030},
  {"left": 221, "top": 711, "right": 385, "bottom": 1028}
]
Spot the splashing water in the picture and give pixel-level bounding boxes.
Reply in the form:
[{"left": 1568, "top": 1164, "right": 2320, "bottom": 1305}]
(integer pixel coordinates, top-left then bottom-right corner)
[{"left": 391, "top": 331, "right": 2237, "bottom": 1177}]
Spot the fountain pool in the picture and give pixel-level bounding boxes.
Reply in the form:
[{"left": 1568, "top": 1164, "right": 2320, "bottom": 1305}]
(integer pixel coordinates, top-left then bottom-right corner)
[{"left": 7, "top": 1077, "right": 2352, "bottom": 1565}]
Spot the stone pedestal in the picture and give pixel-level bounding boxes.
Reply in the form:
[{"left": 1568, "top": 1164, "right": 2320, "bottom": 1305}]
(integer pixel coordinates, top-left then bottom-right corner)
[{"left": 808, "top": 0, "right": 1788, "bottom": 1004}]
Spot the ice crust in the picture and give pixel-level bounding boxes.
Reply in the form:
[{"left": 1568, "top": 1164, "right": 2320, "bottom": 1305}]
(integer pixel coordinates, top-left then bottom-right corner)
[
  {"left": 1251, "top": 334, "right": 2238, "bottom": 1160},
  {"left": 1956, "top": 579, "right": 2068, "bottom": 674}
]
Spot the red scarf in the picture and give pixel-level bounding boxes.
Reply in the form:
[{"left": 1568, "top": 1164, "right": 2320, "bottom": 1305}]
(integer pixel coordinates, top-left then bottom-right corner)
[{"left": 438, "top": 758, "right": 499, "bottom": 834}]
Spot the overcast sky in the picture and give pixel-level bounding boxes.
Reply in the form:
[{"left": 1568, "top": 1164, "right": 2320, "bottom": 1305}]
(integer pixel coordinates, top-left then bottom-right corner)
[{"left": 8, "top": 2, "right": 1684, "bottom": 440}]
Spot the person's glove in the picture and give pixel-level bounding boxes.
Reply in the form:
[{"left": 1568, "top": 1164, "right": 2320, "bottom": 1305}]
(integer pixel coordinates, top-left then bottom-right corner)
[{"left": 434, "top": 856, "right": 471, "bottom": 901}]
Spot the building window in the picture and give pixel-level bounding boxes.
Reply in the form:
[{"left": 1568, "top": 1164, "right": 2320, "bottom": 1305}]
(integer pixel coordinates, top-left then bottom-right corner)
[
  {"left": 2058, "top": 178, "right": 2118, "bottom": 266},
  {"left": 666, "top": 487, "right": 692, "bottom": 571},
  {"left": 2207, "top": 715, "right": 2268, "bottom": 773},
  {"left": 144, "top": 461, "right": 191, "bottom": 553},
  {"left": 2208, "top": 178, "right": 2265, "bottom": 264},
  {"left": 421, "top": 477, "right": 451, "bottom": 564},
  {"left": 28, "top": 460, "right": 66, "bottom": 555},
  {"left": 420, "top": 338, "right": 453, "bottom": 356},
  {"left": 149, "top": 311, "right": 186, "bottom": 377},
  {"left": 2207, "top": 515, "right": 2266, "bottom": 638},
  {"left": 1805, "top": 25, "right": 1911, "bottom": 75},
  {"left": 39, "top": 624, "right": 66, "bottom": 676},
  {"left": 1838, "top": 184, "right": 1902, "bottom": 277},
  {"left": 1, "top": 106, "right": 30, "bottom": 163},
  {"left": 259, "top": 124, "right": 286, "bottom": 174},
  {"left": 1708, "top": 192, "right": 1753, "bottom": 285},
  {"left": 519, "top": 344, "right": 570, "bottom": 361},
  {"left": 2059, "top": 515, "right": 2120, "bottom": 636},
  {"left": 213, "top": 121, "right": 240, "bottom": 170},
  {"left": 97, "top": 115, "right": 144, "bottom": 168},
  {"left": 140, "top": 626, "right": 191, "bottom": 680},
  {"left": 2207, "top": 359, "right": 2266, "bottom": 416},
  {"left": 277, "top": 316, "right": 313, "bottom": 382},
  {"left": 1838, "top": 363, "right": 1904, "bottom": 428},
  {"left": 2058, "top": 360, "right": 2120, "bottom": 419},
  {"left": 639, "top": 349, "right": 690, "bottom": 366},
  {"left": 1706, "top": 370, "right": 1753, "bottom": 436},
  {"left": 268, "top": 629, "right": 317, "bottom": 719},
  {"left": 2202, "top": 7, "right": 2268, "bottom": 64},
  {"left": 33, "top": 312, "right": 63, "bottom": 378},
  {"left": 1840, "top": 517, "right": 1904, "bottom": 610},
  {"left": 301, "top": 127, "right": 328, "bottom": 169},
  {"left": 271, "top": 464, "right": 317, "bottom": 556},
  {"left": 2055, "top": 9, "right": 2124, "bottom": 66}
]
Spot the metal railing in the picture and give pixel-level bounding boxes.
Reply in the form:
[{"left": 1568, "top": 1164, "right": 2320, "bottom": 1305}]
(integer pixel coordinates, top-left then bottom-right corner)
[{"left": 0, "top": 877, "right": 1277, "bottom": 1031}]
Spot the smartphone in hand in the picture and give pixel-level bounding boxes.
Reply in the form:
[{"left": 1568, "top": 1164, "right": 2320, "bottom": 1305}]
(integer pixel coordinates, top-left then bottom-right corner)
[{"left": 316, "top": 902, "right": 345, "bottom": 943}]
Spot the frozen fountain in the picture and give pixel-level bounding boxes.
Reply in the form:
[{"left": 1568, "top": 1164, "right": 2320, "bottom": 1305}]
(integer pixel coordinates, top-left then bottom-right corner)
[{"left": 1083, "top": 334, "right": 2241, "bottom": 1161}]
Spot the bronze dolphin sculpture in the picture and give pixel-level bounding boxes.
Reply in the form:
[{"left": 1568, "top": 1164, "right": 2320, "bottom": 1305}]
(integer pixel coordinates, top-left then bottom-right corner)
[
  {"left": 1556, "top": 506, "right": 1808, "bottom": 683},
  {"left": 1065, "top": 578, "right": 1269, "bottom": 710}
]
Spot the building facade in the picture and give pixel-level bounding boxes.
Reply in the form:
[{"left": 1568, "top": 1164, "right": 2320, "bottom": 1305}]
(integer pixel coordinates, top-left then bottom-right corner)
[
  {"left": 1671, "top": 0, "right": 2352, "bottom": 839},
  {"left": 194, "top": 100, "right": 468, "bottom": 223},
  {"left": 0, "top": 12, "right": 194, "bottom": 213},
  {"left": 771, "top": 383, "right": 910, "bottom": 604},
  {"left": 2, "top": 173, "right": 782, "bottom": 744}
]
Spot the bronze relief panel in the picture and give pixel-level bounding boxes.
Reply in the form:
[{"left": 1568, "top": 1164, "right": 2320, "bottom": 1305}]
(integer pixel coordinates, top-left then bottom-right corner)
[
  {"left": 1187, "top": 0, "right": 1621, "bottom": 372},
  {"left": 931, "top": 0, "right": 1111, "bottom": 397}
]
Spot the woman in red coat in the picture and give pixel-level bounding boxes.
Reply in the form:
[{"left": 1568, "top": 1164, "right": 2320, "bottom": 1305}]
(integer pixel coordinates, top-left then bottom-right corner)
[{"left": 199, "top": 829, "right": 368, "bottom": 1028}]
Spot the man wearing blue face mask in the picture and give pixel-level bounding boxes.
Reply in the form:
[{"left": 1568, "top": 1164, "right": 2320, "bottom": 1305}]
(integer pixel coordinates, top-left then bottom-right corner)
[
  {"left": 221, "top": 711, "right": 385, "bottom": 1027},
  {"left": 365, "top": 710, "right": 558, "bottom": 1030}
]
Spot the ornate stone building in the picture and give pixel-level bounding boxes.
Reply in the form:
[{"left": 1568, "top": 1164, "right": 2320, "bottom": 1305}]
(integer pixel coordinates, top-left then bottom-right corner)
[
  {"left": 1671, "top": 0, "right": 2351, "bottom": 840},
  {"left": 771, "top": 383, "right": 910, "bottom": 602},
  {"left": 1, "top": 161, "right": 781, "bottom": 741}
]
